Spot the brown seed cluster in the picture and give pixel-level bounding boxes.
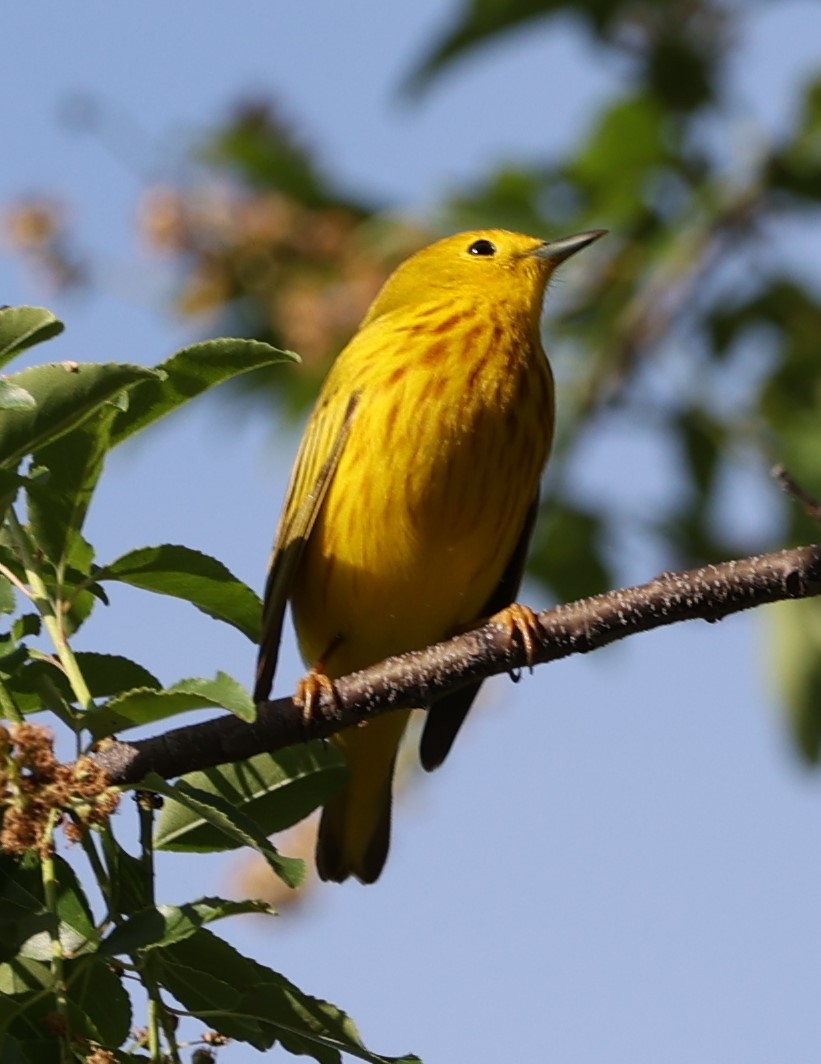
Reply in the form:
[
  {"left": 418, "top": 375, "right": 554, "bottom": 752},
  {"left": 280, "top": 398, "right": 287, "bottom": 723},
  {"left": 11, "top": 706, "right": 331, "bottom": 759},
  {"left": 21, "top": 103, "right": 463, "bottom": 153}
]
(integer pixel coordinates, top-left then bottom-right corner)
[{"left": 0, "top": 723, "right": 119, "bottom": 858}]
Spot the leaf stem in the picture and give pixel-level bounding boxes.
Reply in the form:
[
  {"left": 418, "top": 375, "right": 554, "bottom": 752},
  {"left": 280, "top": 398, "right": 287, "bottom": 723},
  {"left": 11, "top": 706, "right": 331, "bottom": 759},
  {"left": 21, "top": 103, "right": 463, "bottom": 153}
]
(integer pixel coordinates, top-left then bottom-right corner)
[
  {"left": 0, "top": 559, "right": 33, "bottom": 600},
  {"left": 5, "top": 506, "right": 95, "bottom": 713},
  {"left": 42, "top": 810, "right": 71, "bottom": 1057},
  {"left": 75, "top": 818, "right": 112, "bottom": 914},
  {"left": 137, "top": 793, "right": 181, "bottom": 1062}
]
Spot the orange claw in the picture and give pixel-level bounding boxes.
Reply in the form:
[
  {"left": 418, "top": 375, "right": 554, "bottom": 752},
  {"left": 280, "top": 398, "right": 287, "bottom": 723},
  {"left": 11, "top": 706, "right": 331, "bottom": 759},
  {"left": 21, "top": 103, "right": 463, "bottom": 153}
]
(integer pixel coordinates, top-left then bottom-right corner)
[
  {"left": 491, "top": 603, "right": 541, "bottom": 672},
  {"left": 295, "top": 668, "right": 340, "bottom": 724}
]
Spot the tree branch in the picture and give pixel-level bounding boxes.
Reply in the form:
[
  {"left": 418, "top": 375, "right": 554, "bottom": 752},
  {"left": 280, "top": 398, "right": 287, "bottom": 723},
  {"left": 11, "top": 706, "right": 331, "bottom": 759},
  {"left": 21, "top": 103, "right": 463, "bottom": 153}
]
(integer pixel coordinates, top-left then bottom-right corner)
[{"left": 94, "top": 543, "right": 821, "bottom": 786}]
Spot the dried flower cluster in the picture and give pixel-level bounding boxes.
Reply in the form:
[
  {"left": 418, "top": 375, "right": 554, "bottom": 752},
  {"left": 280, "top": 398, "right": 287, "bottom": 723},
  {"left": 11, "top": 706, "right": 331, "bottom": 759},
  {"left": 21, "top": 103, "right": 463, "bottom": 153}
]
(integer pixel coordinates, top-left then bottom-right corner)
[
  {"left": 137, "top": 183, "right": 428, "bottom": 369},
  {"left": 84, "top": 1048, "right": 118, "bottom": 1064},
  {"left": 3, "top": 198, "right": 87, "bottom": 290},
  {"left": 0, "top": 722, "right": 119, "bottom": 857}
]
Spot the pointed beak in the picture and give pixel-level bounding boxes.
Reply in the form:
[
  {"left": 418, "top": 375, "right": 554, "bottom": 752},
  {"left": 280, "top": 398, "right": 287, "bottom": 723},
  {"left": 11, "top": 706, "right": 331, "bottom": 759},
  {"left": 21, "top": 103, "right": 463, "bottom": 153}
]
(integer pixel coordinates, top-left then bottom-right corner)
[{"left": 534, "top": 229, "right": 608, "bottom": 266}]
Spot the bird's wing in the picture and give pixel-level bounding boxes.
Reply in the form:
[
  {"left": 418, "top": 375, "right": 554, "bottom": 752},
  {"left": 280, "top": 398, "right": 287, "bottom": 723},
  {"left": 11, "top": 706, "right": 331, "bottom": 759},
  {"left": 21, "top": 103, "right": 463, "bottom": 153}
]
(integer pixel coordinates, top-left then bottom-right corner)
[
  {"left": 418, "top": 494, "right": 540, "bottom": 771},
  {"left": 254, "top": 390, "right": 360, "bottom": 703}
]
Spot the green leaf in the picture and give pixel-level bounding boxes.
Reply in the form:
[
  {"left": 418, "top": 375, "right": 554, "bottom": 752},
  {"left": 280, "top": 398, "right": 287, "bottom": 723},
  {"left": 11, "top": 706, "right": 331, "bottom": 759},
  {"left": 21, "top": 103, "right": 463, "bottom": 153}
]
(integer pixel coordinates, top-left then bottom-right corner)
[
  {"left": 0, "top": 992, "right": 64, "bottom": 1063},
  {"left": 12, "top": 614, "right": 40, "bottom": 641},
  {"left": 64, "top": 955, "right": 132, "bottom": 1047},
  {"left": 6, "top": 652, "right": 160, "bottom": 727},
  {"left": 239, "top": 982, "right": 421, "bottom": 1064},
  {"left": 100, "top": 897, "right": 276, "bottom": 957},
  {"left": 155, "top": 930, "right": 420, "bottom": 1062},
  {"left": 0, "top": 362, "right": 160, "bottom": 469},
  {"left": 100, "top": 834, "right": 152, "bottom": 918},
  {"left": 109, "top": 336, "right": 298, "bottom": 447},
  {"left": 0, "top": 381, "right": 36, "bottom": 411},
  {"left": 203, "top": 106, "right": 364, "bottom": 211},
  {"left": 769, "top": 597, "right": 821, "bottom": 762},
  {"left": 0, "top": 575, "right": 14, "bottom": 615},
  {"left": 27, "top": 406, "right": 118, "bottom": 570},
  {"left": 0, "top": 307, "right": 64, "bottom": 370},
  {"left": 141, "top": 773, "right": 305, "bottom": 889},
  {"left": 85, "top": 670, "right": 252, "bottom": 740},
  {"left": 769, "top": 78, "right": 821, "bottom": 200},
  {"left": 96, "top": 543, "right": 262, "bottom": 641},
  {"left": 0, "top": 957, "right": 52, "bottom": 997},
  {"left": 0, "top": 854, "right": 97, "bottom": 962},
  {"left": 404, "top": 0, "right": 562, "bottom": 95},
  {"left": 567, "top": 94, "right": 670, "bottom": 223},
  {"left": 0, "top": 659, "right": 74, "bottom": 719},
  {"left": 155, "top": 743, "right": 347, "bottom": 851},
  {"left": 528, "top": 501, "right": 612, "bottom": 603},
  {"left": 0, "top": 909, "right": 57, "bottom": 966},
  {"left": 153, "top": 930, "right": 269, "bottom": 1049},
  {"left": 47, "top": 537, "right": 107, "bottom": 638},
  {"left": 0, "top": 467, "right": 27, "bottom": 523},
  {"left": 1, "top": 953, "right": 131, "bottom": 1048},
  {"left": 75, "top": 652, "right": 161, "bottom": 699},
  {"left": 0, "top": 1033, "right": 32, "bottom": 1064}
]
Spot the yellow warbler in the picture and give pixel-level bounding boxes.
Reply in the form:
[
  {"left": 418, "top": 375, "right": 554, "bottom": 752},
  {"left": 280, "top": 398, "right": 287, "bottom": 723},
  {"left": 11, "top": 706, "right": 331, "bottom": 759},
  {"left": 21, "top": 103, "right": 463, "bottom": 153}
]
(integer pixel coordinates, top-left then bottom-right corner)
[{"left": 255, "top": 227, "right": 606, "bottom": 883}]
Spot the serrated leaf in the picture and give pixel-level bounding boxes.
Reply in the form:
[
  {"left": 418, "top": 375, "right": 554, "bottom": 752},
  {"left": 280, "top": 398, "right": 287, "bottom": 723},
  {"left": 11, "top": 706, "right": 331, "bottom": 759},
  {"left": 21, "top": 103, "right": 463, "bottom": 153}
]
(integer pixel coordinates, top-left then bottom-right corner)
[
  {"left": 0, "top": 307, "right": 64, "bottom": 369},
  {"left": 155, "top": 930, "right": 419, "bottom": 1063},
  {"left": 153, "top": 933, "right": 267, "bottom": 1048},
  {"left": 155, "top": 743, "right": 347, "bottom": 851},
  {"left": 110, "top": 336, "right": 298, "bottom": 447},
  {"left": 100, "top": 897, "right": 275, "bottom": 957},
  {"left": 1, "top": 652, "right": 159, "bottom": 723},
  {"left": 141, "top": 773, "right": 305, "bottom": 888},
  {"left": 75, "top": 652, "right": 161, "bottom": 699},
  {"left": 96, "top": 543, "right": 262, "bottom": 641},
  {"left": 85, "top": 670, "right": 252, "bottom": 740},
  {"left": 240, "top": 983, "right": 421, "bottom": 1064},
  {"left": 0, "top": 362, "right": 160, "bottom": 469},
  {"left": 167, "top": 671, "right": 256, "bottom": 718}
]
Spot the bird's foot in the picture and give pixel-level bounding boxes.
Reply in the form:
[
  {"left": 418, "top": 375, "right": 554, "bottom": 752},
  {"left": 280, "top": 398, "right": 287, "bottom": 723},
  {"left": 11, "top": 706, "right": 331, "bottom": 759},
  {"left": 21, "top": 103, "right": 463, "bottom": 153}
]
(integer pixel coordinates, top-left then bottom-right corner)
[
  {"left": 294, "top": 668, "right": 341, "bottom": 724},
  {"left": 490, "top": 603, "right": 541, "bottom": 674}
]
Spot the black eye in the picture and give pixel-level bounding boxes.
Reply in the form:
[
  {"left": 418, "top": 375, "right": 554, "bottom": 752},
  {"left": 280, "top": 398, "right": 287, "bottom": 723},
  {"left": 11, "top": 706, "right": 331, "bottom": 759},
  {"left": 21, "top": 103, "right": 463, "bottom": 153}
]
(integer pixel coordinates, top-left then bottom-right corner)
[{"left": 468, "top": 239, "right": 496, "bottom": 257}]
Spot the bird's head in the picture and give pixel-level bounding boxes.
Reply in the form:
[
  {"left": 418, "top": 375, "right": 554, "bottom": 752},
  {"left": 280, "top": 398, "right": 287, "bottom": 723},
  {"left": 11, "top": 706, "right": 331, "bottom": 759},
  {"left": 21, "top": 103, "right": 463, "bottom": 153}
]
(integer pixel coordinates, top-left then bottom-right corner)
[{"left": 362, "top": 228, "right": 607, "bottom": 327}]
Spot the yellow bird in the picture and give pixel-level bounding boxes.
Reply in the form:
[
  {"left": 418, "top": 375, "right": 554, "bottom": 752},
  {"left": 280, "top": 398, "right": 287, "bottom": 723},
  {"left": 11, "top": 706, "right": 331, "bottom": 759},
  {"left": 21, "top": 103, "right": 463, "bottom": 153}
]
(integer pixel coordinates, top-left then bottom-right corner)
[{"left": 255, "top": 227, "right": 605, "bottom": 883}]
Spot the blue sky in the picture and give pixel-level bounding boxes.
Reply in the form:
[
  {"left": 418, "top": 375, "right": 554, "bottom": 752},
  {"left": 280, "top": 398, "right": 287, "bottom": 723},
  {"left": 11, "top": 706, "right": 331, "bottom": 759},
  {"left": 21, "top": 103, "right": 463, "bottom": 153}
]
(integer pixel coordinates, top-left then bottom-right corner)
[{"left": 4, "top": 3, "right": 821, "bottom": 1062}]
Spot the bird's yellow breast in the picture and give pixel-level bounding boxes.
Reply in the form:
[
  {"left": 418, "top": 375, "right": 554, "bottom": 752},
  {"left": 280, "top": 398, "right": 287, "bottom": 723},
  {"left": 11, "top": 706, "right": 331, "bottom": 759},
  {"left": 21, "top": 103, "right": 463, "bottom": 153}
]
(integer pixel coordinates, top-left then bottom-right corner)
[{"left": 290, "top": 298, "right": 554, "bottom": 678}]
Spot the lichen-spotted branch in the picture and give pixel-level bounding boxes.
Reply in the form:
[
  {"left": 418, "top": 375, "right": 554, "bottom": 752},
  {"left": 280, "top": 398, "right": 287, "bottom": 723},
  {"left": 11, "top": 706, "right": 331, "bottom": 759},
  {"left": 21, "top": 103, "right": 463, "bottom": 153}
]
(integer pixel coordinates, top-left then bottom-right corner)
[{"left": 93, "top": 544, "right": 821, "bottom": 786}]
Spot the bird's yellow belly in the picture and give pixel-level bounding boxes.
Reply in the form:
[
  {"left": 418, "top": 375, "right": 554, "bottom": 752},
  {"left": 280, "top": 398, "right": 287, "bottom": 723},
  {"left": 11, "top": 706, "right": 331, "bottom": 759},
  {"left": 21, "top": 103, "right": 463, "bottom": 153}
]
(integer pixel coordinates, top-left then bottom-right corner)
[{"left": 291, "top": 362, "right": 551, "bottom": 678}]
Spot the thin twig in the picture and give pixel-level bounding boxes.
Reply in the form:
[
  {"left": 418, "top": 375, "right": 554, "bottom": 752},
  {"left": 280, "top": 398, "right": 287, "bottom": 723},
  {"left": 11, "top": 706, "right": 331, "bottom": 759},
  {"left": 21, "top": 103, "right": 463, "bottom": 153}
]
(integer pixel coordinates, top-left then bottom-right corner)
[{"left": 772, "top": 464, "right": 821, "bottom": 524}]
